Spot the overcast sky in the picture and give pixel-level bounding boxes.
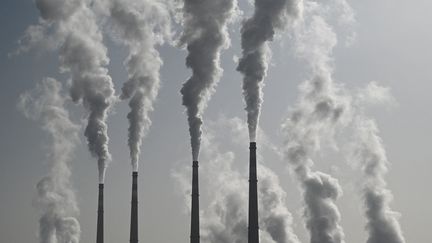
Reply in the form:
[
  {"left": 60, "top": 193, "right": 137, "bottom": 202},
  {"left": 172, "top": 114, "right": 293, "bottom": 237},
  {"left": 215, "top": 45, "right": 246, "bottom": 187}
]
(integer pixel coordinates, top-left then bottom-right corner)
[{"left": 1, "top": 0, "right": 431, "bottom": 243}]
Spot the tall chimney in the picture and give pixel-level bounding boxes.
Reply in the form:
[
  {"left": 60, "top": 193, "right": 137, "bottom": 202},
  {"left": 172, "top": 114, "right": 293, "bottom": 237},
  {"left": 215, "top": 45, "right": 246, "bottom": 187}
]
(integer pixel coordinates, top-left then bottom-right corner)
[
  {"left": 130, "top": 172, "right": 138, "bottom": 243},
  {"left": 248, "top": 142, "right": 259, "bottom": 243},
  {"left": 96, "top": 183, "right": 104, "bottom": 243},
  {"left": 190, "top": 161, "right": 200, "bottom": 243}
]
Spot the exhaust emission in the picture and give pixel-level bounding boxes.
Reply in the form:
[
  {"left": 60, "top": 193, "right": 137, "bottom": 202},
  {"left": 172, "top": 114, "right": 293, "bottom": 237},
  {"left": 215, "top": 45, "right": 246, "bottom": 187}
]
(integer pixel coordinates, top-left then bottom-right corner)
[
  {"left": 19, "top": 78, "right": 81, "bottom": 243},
  {"left": 178, "top": 1, "right": 238, "bottom": 242}
]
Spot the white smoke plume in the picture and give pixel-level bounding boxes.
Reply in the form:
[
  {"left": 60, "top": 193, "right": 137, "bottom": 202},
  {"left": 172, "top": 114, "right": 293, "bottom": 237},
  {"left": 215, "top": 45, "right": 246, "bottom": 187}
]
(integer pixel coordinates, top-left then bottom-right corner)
[
  {"left": 258, "top": 165, "right": 301, "bottom": 243},
  {"left": 237, "top": 0, "right": 303, "bottom": 142},
  {"left": 350, "top": 83, "right": 406, "bottom": 243},
  {"left": 173, "top": 117, "right": 299, "bottom": 243},
  {"left": 18, "top": 78, "right": 81, "bottom": 243},
  {"left": 99, "top": 0, "right": 171, "bottom": 171},
  {"left": 281, "top": 1, "right": 354, "bottom": 242},
  {"left": 351, "top": 118, "right": 406, "bottom": 243},
  {"left": 179, "top": 0, "right": 239, "bottom": 161},
  {"left": 21, "top": 0, "right": 117, "bottom": 183}
]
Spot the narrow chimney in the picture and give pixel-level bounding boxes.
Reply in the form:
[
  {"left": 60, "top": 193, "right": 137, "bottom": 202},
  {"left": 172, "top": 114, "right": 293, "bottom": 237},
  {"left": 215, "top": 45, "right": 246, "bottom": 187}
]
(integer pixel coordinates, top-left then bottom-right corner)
[
  {"left": 190, "top": 161, "right": 200, "bottom": 243},
  {"left": 248, "top": 142, "right": 259, "bottom": 243},
  {"left": 130, "top": 172, "right": 138, "bottom": 243},
  {"left": 96, "top": 183, "right": 104, "bottom": 243}
]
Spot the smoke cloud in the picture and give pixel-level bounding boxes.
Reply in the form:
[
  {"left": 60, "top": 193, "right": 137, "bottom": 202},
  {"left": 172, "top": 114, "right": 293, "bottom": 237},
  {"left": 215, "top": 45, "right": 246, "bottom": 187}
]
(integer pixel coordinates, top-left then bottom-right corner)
[
  {"left": 18, "top": 78, "right": 81, "bottom": 243},
  {"left": 258, "top": 165, "right": 300, "bottom": 243},
  {"left": 173, "top": 117, "right": 299, "bottom": 243},
  {"left": 351, "top": 115, "right": 406, "bottom": 243},
  {"left": 101, "top": 0, "right": 171, "bottom": 171},
  {"left": 179, "top": 0, "right": 239, "bottom": 161},
  {"left": 281, "top": 1, "right": 354, "bottom": 242},
  {"left": 237, "top": 0, "right": 302, "bottom": 142},
  {"left": 23, "top": 0, "right": 117, "bottom": 183}
]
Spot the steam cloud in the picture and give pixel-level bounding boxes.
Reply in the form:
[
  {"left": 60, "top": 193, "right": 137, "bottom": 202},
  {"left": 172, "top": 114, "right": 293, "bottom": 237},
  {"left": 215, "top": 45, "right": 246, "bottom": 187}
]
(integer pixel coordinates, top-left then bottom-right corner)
[
  {"left": 350, "top": 83, "right": 406, "bottom": 243},
  {"left": 101, "top": 0, "right": 171, "bottom": 171},
  {"left": 283, "top": 1, "right": 406, "bottom": 242},
  {"left": 19, "top": 78, "right": 81, "bottom": 243},
  {"left": 179, "top": 0, "right": 238, "bottom": 161},
  {"left": 351, "top": 118, "right": 406, "bottom": 243},
  {"left": 173, "top": 117, "right": 299, "bottom": 243},
  {"left": 23, "top": 0, "right": 116, "bottom": 183},
  {"left": 237, "top": 0, "right": 302, "bottom": 142},
  {"left": 282, "top": 2, "right": 353, "bottom": 242}
]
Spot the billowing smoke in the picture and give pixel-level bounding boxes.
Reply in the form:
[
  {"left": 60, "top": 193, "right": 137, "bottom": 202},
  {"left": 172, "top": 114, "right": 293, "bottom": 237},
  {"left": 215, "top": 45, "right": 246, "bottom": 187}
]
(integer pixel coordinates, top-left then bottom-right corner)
[
  {"left": 281, "top": 2, "right": 353, "bottom": 242},
  {"left": 351, "top": 118, "right": 406, "bottom": 243},
  {"left": 199, "top": 149, "right": 248, "bottom": 243},
  {"left": 23, "top": 0, "right": 117, "bottom": 183},
  {"left": 100, "top": 0, "right": 171, "bottom": 171},
  {"left": 237, "top": 0, "right": 302, "bottom": 142},
  {"left": 173, "top": 117, "right": 299, "bottom": 243},
  {"left": 18, "top": 78, "right": 81, "bottom": 243},
  {"left": 179, "top": 0, "right": 239, "bottom": 161},
  {"left": 350, "top": 83, "right": 406, "bottom": 243},
  {"left": 258, "top": 165, "right": 300, "bottom": 243}
]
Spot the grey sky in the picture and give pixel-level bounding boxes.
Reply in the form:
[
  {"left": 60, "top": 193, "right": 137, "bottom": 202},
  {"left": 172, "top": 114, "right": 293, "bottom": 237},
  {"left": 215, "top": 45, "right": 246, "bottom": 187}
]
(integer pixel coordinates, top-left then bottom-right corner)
[{"left": 0, "top": 0, "right": 431, "bottom": 242}]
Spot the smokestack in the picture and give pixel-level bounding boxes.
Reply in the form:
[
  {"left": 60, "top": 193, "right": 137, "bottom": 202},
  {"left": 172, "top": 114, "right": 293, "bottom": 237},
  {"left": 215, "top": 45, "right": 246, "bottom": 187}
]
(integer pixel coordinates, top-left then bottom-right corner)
[
  {"left": 96, "top": 183, "right": 104, "bottom": 243},
  {"left": 130, "top": 172, "right": 138, "bottom": 243},
  {"left": 190, "top": 161, "right": 200, "bottom": 243},
  {"left": 248, "top": 142, "right": 259, "bottom": 243}
]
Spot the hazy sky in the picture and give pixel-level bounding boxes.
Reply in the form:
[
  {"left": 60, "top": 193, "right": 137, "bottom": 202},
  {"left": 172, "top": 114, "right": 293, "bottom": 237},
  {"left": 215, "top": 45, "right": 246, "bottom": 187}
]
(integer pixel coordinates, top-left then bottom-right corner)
[{"left": 1, "top": 0, "right": 431, "bottom": 242}]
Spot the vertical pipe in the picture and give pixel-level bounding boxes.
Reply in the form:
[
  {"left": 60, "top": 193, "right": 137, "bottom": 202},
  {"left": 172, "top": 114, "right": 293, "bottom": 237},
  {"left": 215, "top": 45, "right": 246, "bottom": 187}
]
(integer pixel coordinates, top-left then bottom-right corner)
[
  {"left": 248, "top": 142, "right": 259, "bottom": 243},
  {"left": 97, "top": 183, "right": 104, "bottom": 243},
  {"left": 190, "top": 161, "right": 200, "bottom": 243},
  {"left": 130, "top": 172, "right": 138, "bottom": 243}
]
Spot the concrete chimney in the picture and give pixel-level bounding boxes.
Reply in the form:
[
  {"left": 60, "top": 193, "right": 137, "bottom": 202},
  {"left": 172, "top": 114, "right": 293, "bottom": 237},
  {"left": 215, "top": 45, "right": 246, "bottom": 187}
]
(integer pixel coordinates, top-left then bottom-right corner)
[
  {"left": 248, "top": 142, "right": 259, "bottom": 243},
  {"left": 130, "top": 172, "right": 138, "bottom": 243},
  {"left": 97, "top": 183, "right": 104, "bottom": 243},
  {"left": 190, "top": 161, "right": 200, "bottom": 243}
]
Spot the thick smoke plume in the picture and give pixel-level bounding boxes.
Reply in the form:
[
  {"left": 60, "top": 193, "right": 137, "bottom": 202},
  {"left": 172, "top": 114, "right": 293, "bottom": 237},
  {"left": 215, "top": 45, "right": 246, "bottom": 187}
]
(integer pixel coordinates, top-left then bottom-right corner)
[
  {"left": 22, "top": 0, "right": 116, "bottom": 183},
  {"left": 237, "top": 0, "right": 302, "bottom": 142},
  {"left": 101, "top": 0, "right": 171, "bottom": 171},
  {"left": 351, "top": 103, "right": 406, "bottom": 243},
  {"left": 19, "top": 78, "right": 81, "bottom": 243},
  {"left": 173, "top": 117, "right": 299, "bottom": 243},
  {"left": 353, "top": 119, "right": 406, "bottom": 243},
  {"left": 179, "top": 0, "right": 238, "bottom": 161},
  {"left": 282, "top": 2, "right": 353, "bottom": 242},
  {"left": 258, "top": 165, "right": 300, "bottom": 243}
]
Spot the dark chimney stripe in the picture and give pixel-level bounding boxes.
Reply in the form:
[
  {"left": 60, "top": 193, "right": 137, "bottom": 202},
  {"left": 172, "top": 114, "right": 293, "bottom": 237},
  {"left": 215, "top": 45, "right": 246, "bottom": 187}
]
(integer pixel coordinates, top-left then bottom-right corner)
[
  {"left": 190, "top": 161, "right": 200, "bottom": 243},
  {"left": 130, "top": 172, "right": 138, "bottom": 243},
  {"left": 248, "top": 142, "right": 259, "bottom": 243},
  {"left": 97, "top": 183, "right": 104, "bottom": 243}
]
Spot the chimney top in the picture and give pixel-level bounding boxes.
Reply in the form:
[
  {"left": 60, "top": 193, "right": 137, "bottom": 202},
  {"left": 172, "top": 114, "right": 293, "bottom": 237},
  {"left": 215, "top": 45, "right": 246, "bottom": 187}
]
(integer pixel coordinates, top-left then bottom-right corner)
[{"left": 250, "top": 142, "right": 257, "bottom": 149}]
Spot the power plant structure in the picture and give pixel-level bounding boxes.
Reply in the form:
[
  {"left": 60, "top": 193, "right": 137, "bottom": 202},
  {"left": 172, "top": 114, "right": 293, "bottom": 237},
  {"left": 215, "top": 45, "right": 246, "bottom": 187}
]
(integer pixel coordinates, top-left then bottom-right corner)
[
  {"left": 92, "top": 146, "right": 259, "bottom": 243},
  {"left": 248, "top": 142, "right": 259, "bottom": 243},
  {"left": 190, "top": 160, "right": 200, "bottom": 243},
  {"left": 96, "top": 183, "right": 104, "bottom": 243},
  {"left": 130, "top": 172, "right": 139, "bottom": 243}
]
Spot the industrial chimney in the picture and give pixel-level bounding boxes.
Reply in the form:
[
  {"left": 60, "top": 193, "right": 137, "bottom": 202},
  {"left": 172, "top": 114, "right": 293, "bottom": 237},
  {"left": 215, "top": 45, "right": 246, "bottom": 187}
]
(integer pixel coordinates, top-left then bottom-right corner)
[
  {"left": 248, "top": 142, "right": 259, "bottom": 243},
  {"left": 130, "top": 172, "right": 138, "bottom": 243},
  {"left": 96, "top": 183, "right": 104, "bottom": 243},
  {"left": 190, "top": 161, "right": 200, "bottom": 243}
]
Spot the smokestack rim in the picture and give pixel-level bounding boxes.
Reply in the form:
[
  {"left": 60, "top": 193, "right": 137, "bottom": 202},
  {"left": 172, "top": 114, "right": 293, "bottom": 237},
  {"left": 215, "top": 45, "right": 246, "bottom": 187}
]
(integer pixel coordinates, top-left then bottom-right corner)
[{"left": 249, "top": 142, "right": 257, "bottom": 149}]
